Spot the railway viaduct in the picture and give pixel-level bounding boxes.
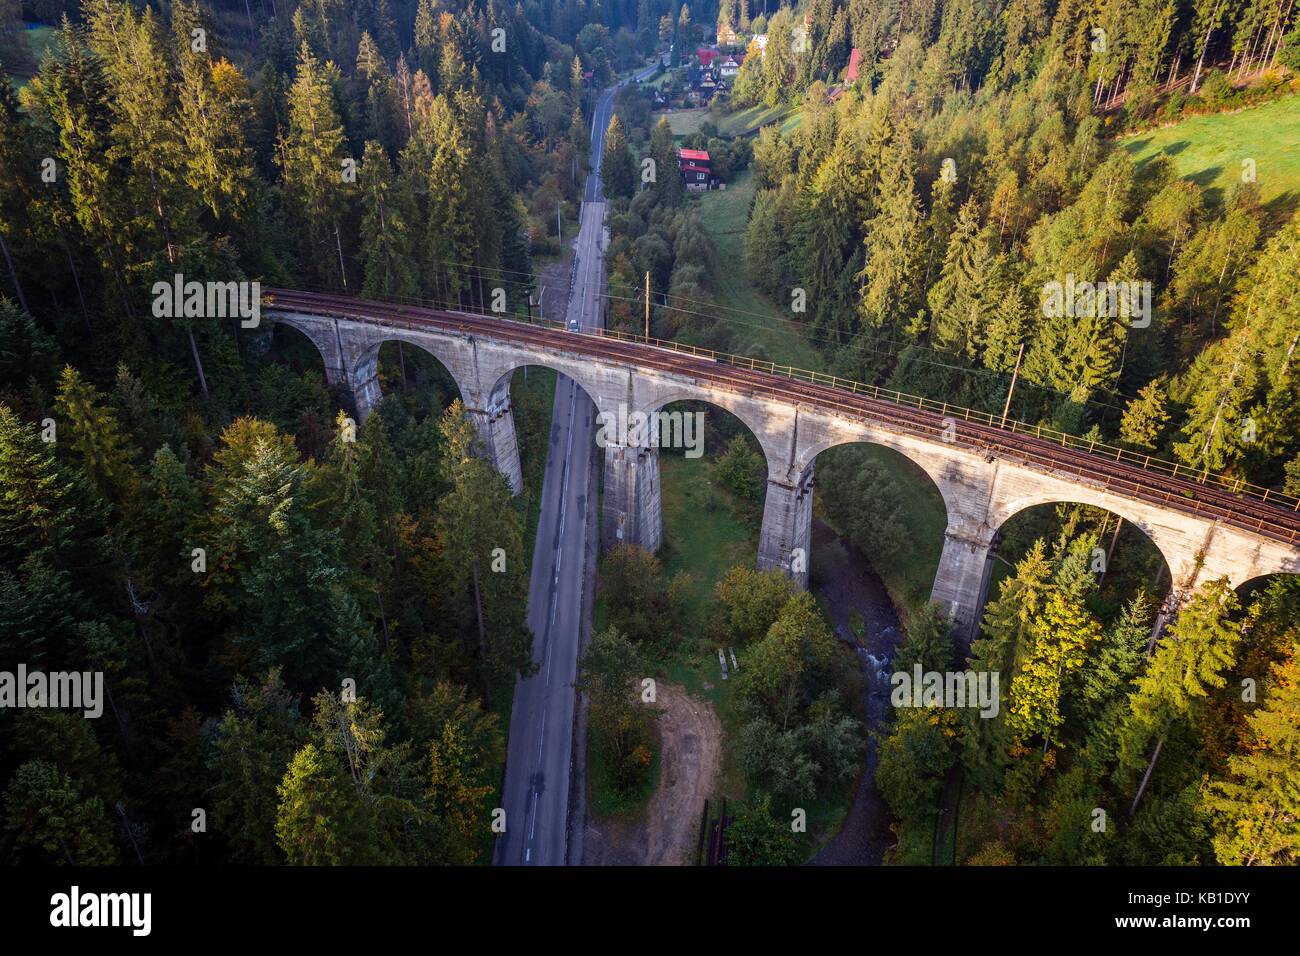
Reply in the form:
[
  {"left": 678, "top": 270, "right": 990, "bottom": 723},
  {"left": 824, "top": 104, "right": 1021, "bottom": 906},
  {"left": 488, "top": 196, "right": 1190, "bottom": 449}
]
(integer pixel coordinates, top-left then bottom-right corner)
[{"left": 264, "top": 291, "right": 1300, "bottom": 638}]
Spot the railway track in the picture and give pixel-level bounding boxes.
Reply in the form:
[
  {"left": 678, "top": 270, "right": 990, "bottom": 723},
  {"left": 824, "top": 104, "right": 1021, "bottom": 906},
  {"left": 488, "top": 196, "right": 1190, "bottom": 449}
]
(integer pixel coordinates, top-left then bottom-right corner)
[{"left": 264, "top": 288, "right": 1300, "bottom": 550}]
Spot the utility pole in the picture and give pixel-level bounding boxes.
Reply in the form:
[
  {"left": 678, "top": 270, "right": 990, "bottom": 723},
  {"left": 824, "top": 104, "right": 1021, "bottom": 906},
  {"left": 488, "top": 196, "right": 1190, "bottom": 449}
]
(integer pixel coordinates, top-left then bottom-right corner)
[
  {"left": 1001, "top": 343, "right": 1025, "bottom": 427},
  {"left": 334, "top": 223, "right": 347, "bottom": 291},
  {"left": 645, "top": 271, "right": 651, "bottom": 341}
]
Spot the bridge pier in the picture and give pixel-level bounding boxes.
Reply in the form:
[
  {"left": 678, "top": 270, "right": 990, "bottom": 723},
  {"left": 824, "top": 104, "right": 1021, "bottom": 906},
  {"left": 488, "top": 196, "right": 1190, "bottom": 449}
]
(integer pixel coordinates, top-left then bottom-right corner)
[
  {"left": 757, "top": 465, "right": 814, "bottom": 588},
  {"left": 264, "top": 302, "right": 1300, "bottom": 605},
  {"left": 348, "top": 362, "right": 383, "bottom": 426},
  {"left": 930, "top": 524, "right": 997, "bottom": 644},
  {"left": 602, "top": 442, "right": 662, "bottom": 553},
  {"left": 467, "top": 394, "right": 523, "bottom": 496}
]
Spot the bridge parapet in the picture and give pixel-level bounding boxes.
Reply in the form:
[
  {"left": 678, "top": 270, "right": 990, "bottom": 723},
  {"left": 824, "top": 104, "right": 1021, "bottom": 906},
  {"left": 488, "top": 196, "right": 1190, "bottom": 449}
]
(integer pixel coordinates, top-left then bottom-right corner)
[{"left": 265, "top": 300, "right": 1300, "bottom": 641}]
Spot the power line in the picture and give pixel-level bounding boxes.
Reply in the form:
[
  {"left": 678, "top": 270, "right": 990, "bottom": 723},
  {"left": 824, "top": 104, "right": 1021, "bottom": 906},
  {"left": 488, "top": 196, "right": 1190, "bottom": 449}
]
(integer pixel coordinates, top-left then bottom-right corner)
[
  {"left": 599, "top": 288, "right": 1132, "bottom": 414},
  {"left": 336, "top": 252, "right": 1142, "bottom": 416}
]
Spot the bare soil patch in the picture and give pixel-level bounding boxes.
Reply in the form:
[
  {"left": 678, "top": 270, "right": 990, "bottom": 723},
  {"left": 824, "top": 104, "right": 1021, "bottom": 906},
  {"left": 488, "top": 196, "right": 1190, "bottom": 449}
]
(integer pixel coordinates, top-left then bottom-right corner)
[{"left": 582, "top": 683, "right": 721, "bottom": 866}]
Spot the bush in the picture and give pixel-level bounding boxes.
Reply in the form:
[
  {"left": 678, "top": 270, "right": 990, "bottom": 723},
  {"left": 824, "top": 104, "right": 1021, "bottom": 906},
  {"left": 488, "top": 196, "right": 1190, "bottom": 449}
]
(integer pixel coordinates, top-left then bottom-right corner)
[
  {"left": 727, "top": 794, "right": 802, "bottom": 865},
  {"left": 1197, "top": 69, "right": 1232, "bottom": 107},
  {"left": 716, "top": 433, "right": 765, "bottom": 501}
]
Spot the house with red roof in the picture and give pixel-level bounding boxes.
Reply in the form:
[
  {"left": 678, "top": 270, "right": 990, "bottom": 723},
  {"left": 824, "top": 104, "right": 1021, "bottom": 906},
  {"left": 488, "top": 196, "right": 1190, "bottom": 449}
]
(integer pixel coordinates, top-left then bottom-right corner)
[
  {"left": 845, "top": 48, "right": 861, "bottom": 84},
  {"left": 677, "top": 148, "right": 716, "bottom": 192}
]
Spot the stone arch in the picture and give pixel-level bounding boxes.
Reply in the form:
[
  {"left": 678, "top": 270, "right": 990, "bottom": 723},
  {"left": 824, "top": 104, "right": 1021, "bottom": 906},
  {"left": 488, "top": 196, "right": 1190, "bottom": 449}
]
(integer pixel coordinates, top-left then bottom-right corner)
[
  {"left": 346, "top": 331, "right": 476, "bottom": 417},
  {"left": 483, "top": 355, "right": 606, "bottom": 423},
  {"left": 799, "top": 437, "right": 953, "bottom": 602},
  {"left": 988, "top": 495, "right": 1176, "bottom": 639},
  {"left": 598, "top": 390, "right": 775, "bottom": 560},
  {"left": 990, "top": 491, "right": 1177, "bottom": 587},
  {"left": 632, "top": 387, "right": 788, "bottom": 482},
  {"left": 1234, "top": 569, "right": 1300, "bottom": 600},
  {"left": 263, "top": 319, "right": 330, "bottom": 378},
  {"left": 623, "top": 389, "right": 805, "bottom": 582},
  {"left": 790, "top": 431, "right": 956, "bottom": 535},
  {"left": 265, "top": 313, "right": 346, "bottom": 381}
]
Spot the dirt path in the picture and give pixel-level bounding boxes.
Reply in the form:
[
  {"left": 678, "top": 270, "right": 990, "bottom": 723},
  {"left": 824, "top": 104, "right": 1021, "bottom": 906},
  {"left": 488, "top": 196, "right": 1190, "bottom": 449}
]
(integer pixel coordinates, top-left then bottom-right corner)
[{"left": 582, "top": 683, "right": 721, "bottom": 866}]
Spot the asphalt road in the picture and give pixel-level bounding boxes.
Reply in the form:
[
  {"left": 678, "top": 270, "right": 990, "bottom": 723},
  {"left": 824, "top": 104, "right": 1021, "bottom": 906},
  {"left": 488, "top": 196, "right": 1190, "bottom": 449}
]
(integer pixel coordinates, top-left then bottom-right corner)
[{"left": 495, "top": 62, "right": 657, "bottom": 867}]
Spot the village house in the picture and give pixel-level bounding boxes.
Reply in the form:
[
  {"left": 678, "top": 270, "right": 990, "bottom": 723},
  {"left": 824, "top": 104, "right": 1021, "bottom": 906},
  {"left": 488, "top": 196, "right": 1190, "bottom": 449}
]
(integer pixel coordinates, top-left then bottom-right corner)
[
  {"left": 827, "top": 48, "right": 862, "bottom": 102},
  {"left": 678, "top": 148, "right": 724, "bottom": 192}
]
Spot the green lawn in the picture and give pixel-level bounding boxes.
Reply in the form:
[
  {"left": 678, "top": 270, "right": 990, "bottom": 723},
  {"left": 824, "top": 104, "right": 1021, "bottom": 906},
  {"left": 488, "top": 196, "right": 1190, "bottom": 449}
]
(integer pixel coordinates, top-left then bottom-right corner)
[
  {"left": 657, "top": 451, "right": 758, "bottom": 618},
  {"left": 694, "top": 168, "right": 824, "bottom": 371},
  {"left": 656, "top": 108, "right": 712, "bottom": 136},
  {"left": 657, "top": 102, "right": 802, "bottom": 139},
  {"left": 1122, "top": 94, "right": 1300, "bottom": 215},
  {"left": 716, "top": 102, "right": 801, "bottom": 137}
]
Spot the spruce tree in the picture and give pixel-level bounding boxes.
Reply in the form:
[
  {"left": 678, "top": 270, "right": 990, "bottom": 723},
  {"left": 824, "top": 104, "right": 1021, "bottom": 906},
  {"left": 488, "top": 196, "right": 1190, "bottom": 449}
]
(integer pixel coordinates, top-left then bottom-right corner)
[{"left": 600, "top": 114, "right": 636, "bottom": 200}]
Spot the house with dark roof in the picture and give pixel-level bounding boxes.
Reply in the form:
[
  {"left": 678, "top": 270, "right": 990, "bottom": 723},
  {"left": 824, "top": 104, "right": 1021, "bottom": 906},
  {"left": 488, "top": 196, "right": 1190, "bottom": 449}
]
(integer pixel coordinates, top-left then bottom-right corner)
[{"left": 718, "top": 54, "right": 742, "bottom": 79}]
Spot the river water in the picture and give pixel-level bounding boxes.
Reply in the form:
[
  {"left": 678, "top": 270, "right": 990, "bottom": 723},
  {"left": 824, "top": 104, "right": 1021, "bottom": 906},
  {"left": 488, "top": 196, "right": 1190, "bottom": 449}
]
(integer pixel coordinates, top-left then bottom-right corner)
[{"left": 808, "top": 519, "right": 905, "bottom": 866}]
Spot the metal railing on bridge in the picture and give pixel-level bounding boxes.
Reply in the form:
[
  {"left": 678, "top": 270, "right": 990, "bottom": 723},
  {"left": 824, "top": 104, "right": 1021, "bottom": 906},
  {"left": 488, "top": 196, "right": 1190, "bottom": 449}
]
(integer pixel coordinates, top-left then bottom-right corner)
[{"left": 264, "top": 285, "right": 1300, "bottom": 518}]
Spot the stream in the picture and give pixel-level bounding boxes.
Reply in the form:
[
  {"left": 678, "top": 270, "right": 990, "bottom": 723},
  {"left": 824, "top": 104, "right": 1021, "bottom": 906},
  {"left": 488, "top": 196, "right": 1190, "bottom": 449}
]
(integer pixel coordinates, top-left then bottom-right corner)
[{"left": 808, "top": 518, "right": 904, "bottom": 866}]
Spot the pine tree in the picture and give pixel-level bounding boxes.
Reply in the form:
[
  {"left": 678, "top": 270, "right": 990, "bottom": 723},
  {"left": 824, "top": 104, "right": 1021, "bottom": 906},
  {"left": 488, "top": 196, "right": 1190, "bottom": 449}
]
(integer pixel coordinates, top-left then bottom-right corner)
[
  {"left": 425, "top": 714, "right": 496, "bottom": 862},
  {"left": 21, "top": 19, "right": 138, "bottom": 322},
  {"left": 3, "top": 760, "right": 119, "bottom": 864},
  {"left": 1121, "top": 578, "right": 1242, "bottom": 814},
  {"left": 1173, "top": 331, "right": 1259, "bottom": 475},
  {"left": 1120, "top": 379, "right": 1170, "bottom": 450},
  {"left": 1202, "top": 649, "right": 1300, "bottom": 865},
  {"left": 171, "top": 0, "right": 254, "bottom": 225},
  {"left": 420, "top": 95, "right": 478, "bottom": 305},
  {"left": 801, "top": 133, "right": 870, "bottom": 342},
  {"left": 53, "top": 365, "right": 139, "bottom": 505},
  {"left": 209, "top": 668, "right": 306, "bottom": 864},
  {"left": 1007, "top": 589, "right": 1101, "bottom": 749},
  {"left": 927, "top": 198, "right": 992, "bottom": 358},
  {"left": 0, "top": 67, "right": 36, "bottom": 313},
  {"left": 85, "top": 0, "right": 197, "bottom": 266},
  {"left": 275, "top": 742, "right": 367, "bottom": 864},
  {"left": 0, "top": 405, "right": 85, "bottom": 566},
  {"left": 650, "top": 116, "right": 683, "bottom": 206},
  {"left": 279, "top": 41, "right": 350, "bottom": 288},
  {"left": 358, "top": 141, "right": 418, "bottom": 300},
  {"left": 600, "top": 114, "right": 636, "bottom": 200},
  {"left": 894, "top": 602, "right": 956, "bottom": 674},
  {"left": 433, "top": 401, "right": 532, "bottom": 701},
  {"left": 859, "top": 121, "right": 923, "bottom": 333}
]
